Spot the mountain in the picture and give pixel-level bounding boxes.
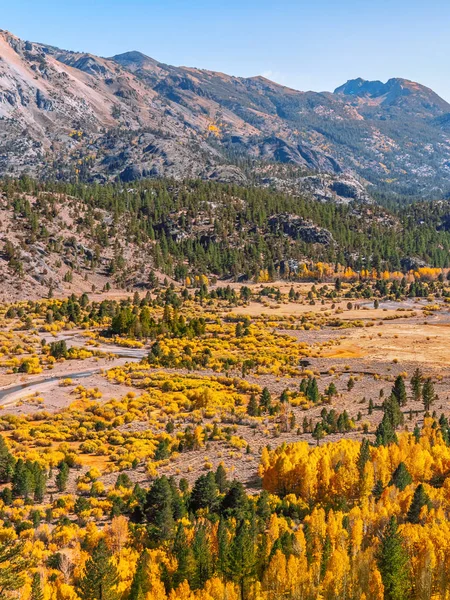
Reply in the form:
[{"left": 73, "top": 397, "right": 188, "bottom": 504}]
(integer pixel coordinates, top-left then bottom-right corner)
[
  {"left": 2, "top": 177, "right": 450, "bottom": 302},
  {"left": 2, "top": 29, "right": 450, "bottom": 198}
]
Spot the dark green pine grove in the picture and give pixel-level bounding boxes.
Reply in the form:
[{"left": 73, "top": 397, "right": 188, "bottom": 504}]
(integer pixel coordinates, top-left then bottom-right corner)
[{"left": 3, "top": 176, "right": 450, "bottom": 281}]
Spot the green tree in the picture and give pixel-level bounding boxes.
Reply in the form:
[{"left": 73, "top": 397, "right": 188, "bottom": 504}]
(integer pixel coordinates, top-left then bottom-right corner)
[
  {"left": 0, "top": 538, "right": 32, "bottom": 596},
  {"left": 377, "top": 517, "right": 411, "bottom": 600},
  {"left": 56, "top": 461, "right": 70, "bottom": 492},
  {"left": 0, "top": 435, "right": 15, "bottom": 483},
  {"left": 306, "top": 378, "right": 320, "bottom": 403},
  {"left": 129, "top": 551, "right": 151, "bottom": 600},
  {"left": 410, "top": 368, "right": 423, "bottom": 402},
  {"left": 390, "top": 462, "right": 412, "bottom": 491},
  {"left": 172, "top": 523, "right": 196, "bottom": 589},
  {"left": 221, "top": 481, "right": 249, "bottom": 519},
  {"left": 189, "top": 472, "right": 219, "bottom": 513},
  {"left": 77, "top": 539, "right": 119, "bottom": 600},
  {"left": 259, "top": 388, "right": 272, "bottom": 412},
  {"left": 313, "top": 422, "right": 325, "bottom": 446},
  {"left": 422, "top": 378, "right": 436, "bottom": 413},
  {"left": 224, "top": 520, "right": 256, "bottom": 600},
  {"left": 392, "top": 376, "right": 407, "bottom": 407},
  {"left": 407, "top": 484, "right": 431, "bottom": 524},
  {"left": 247, "top": 394, "right": 259, "bottom": 417},
  {"left": 144, "top": 476, "right": 175, "bottom": 542},
  {"left": 193, "top": 525, "right": 213, "bottom": 589},
  {"left": 30, "top": 572, "right": 44, "bottom": 600},
  {"left": 214, "top": 464, "right": 228, "bottom": 493}
]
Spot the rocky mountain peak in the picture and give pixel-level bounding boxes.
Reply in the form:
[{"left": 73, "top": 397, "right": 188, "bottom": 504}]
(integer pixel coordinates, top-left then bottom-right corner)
[{"left": 112, "top": 50, "right": 161, "bottom": 72}]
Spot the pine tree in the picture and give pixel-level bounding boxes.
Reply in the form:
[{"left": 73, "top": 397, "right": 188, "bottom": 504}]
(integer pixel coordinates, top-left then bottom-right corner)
[
  {"left": 224, "top": 520, "right": 256, "bottom": 600},
  {"left": 12, "top": 459, "right": 33, "bottom": 498},
  {"left": 410, "top": 368, "right": 423, "bottom": 402},
  {"left": 384, "top": 394, "right": 404, "bottom": 428},
  {"left": 320, "top": 535, "right": 332, "bottom": 580},
  {"left": 377, "top": 517, "right": 411, "bottom": 600},
  {"left": 215, "top": 464, "right": 228, "bottom": 493},
  {"left": 129, "top": 551, "right": 151, "bottom": 600},
  {"left": 56, "top": 462, "right": 69, "bottom": 492},
  {"left": 313, "top": 422, "right": 325, "bottom": 446},
  {"left": 193, "top": 525, "right": 213, "bottom": 589},
  {"left": 390, "top": 462, "right": 412, "bottom": 491},
  {"left": 144, "top": 476, "right": 175, "bottom": 542},
  {"left": 0, "top": 537, "right": 32, "bottom": 596},
  {"left": 306, "top": 378, "right": 320, "bottom": 403},
  {"left": 173, "top": 522, "right": 196, "bottom": 589},
  {"left": 259, "top": 387, "right": 272, "bottom": 412},
  {"left": 375, "top": 415, "right": 398, "bottom": 446},
  {"left": 422, "top": 378, "right": 436, "bottom": 413},
  {"left": 357, "top": 438, "right": 370, "bottom": 492},
  {"left": 30, "top": 572, "right": 44, "bottom": 600},
  {"left": 373, "top": 479, "right": 384, "bottom": 501},
  {"left": 247, "top": 394, "right": 259, "bottom": 417},
  {"left": 392, "top": 376, "right": 407, "bottom": 407},
  {"left": 189, "top": 472, "right": 219, "bottom": 513},
  {"left": 0, "top": 435, "right": 15, "bottom": 483},
  {"left": 221, "top": 481, "right": 249, "bottom": 519},
  {"left": 407, "top": 484, "right": 431, "bottom": 524},
  {"left": 78, "top": 539, "right": 119, "bottom": 600},
  {"left": 217, "top": 519, "right": 229, "bottom": 576}
]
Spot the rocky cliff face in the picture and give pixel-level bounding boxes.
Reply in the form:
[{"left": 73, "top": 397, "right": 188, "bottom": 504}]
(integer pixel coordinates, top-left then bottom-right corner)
[{"left": 2, "top": 30, "right": 450, "bottom": 199}]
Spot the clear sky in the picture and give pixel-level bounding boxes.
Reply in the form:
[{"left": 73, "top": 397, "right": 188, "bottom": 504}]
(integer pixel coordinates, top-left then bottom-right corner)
[{"left": 3, "top": 0, "right": 450, "bottom": 100}]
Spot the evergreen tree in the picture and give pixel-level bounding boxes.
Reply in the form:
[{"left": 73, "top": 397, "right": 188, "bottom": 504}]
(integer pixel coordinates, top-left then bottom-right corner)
[
  {"left": 172, "top": 523, "right": 196, "bottom": 589},
  {"left": 217, "top": 519, "right": 229, "bottom": 576},
  {"left": 410, "top": 368, "right": 423, "bottom": 402},
  {"left": 144, "top": 476, "right": 175, "bottom": 542},
  {"left": 30, "top": 572, "right": 44, "bottom": 600},
  {"left": 56, "top": 462, "right": 70, "bottom": 492},
  {"left": 0, "top": 537, "right": 32, "bottom": 596},
  {"left": 12, "top": 459, "right": 34, "bottom": 498},
  {"left": 390, "top": 462, "right": 412, "bottom": 491},
  {"left": 129, "top": 551, "right": 151, "bottom": 600},
  {"left": 247, "top": 394, "right": 259, "bottom": 417},
  {"left": 0, "top": 435, "right": 15, "bottom": 483},
  {"left": 224, "top": 520, "right": 256, "bottom": 600},
  {"left": 377, "top": 517, "right": 411, "bottom": 600},
  {"left": 189, "top": 472, "right": 219, "bottom": 513},
  {"left": 373, "top": 479, "right": 384, "bottom": 501},
  {"left": 313, "top": 422, "right": 325, "bottom": 446},
  {"left": 192, "top": 525, "right": 213, "bottom": 589},
  {"left": 259, "top": 387, "right": 272, "bottom": 412},
  {"left": 422, "top": 378, "right": 436, "bottom": 413},
  {"left": 392, "top": 376, "right": 407, "bottom": 407},
  {"left": 376, "top": 394, "right": 404, "bottom": 446},
  {"left": 77, "top": 539, "right": 119, "bottom": 600},
  {"left": 320, "top": 535, "right": 332, "bottom": 580},
  {"left": 407, "top": 484, "right": 431, "bottom": 524},
  {"left": 306, "top": 378, "right": 320, "bottom": 403},
  {"left": 384, "top": 394, "right": 404, "bottom": 428},
  {"left": 221, "top": 481, "right": 249, "bottom": 519},
  {"left": 215, "top": 463, "right": 228, "bottom": 493},
  {"left": 413, "top": 424, "right": 421, "bottom": 443},
  {"left": 375, "top": 415, "right": 398, "bottom": 446},
  {"left": 357, "top": 438, "right": 370, "bottom": 491}
]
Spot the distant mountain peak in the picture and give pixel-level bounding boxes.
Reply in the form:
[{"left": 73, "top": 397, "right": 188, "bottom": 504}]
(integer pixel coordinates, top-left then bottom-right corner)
[
  {"left": 334, "top": 78, "right": 390, "bottom": 97},
  {"left": 2, "top": 28, "right": 450, "bottom": 197},
  {"left": 112, "top": 50, "right": 160, "bottom": 71}
]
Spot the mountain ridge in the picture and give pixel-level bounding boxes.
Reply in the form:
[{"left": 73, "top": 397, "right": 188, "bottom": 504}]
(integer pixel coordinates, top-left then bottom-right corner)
[{"left": 2, "top": 29, "right": 450, "bottom": 199}]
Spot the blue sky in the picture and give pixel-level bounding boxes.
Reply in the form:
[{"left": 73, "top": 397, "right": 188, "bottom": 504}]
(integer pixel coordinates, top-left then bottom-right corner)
[{"left": 4, "top": 0, "right": 450, "bottom": 100}]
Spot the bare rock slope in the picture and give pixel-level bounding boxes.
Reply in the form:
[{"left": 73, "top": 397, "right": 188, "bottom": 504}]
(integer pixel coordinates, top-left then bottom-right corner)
[{"left": 2, "top": 29, "right": 450, "bottom": 197}]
